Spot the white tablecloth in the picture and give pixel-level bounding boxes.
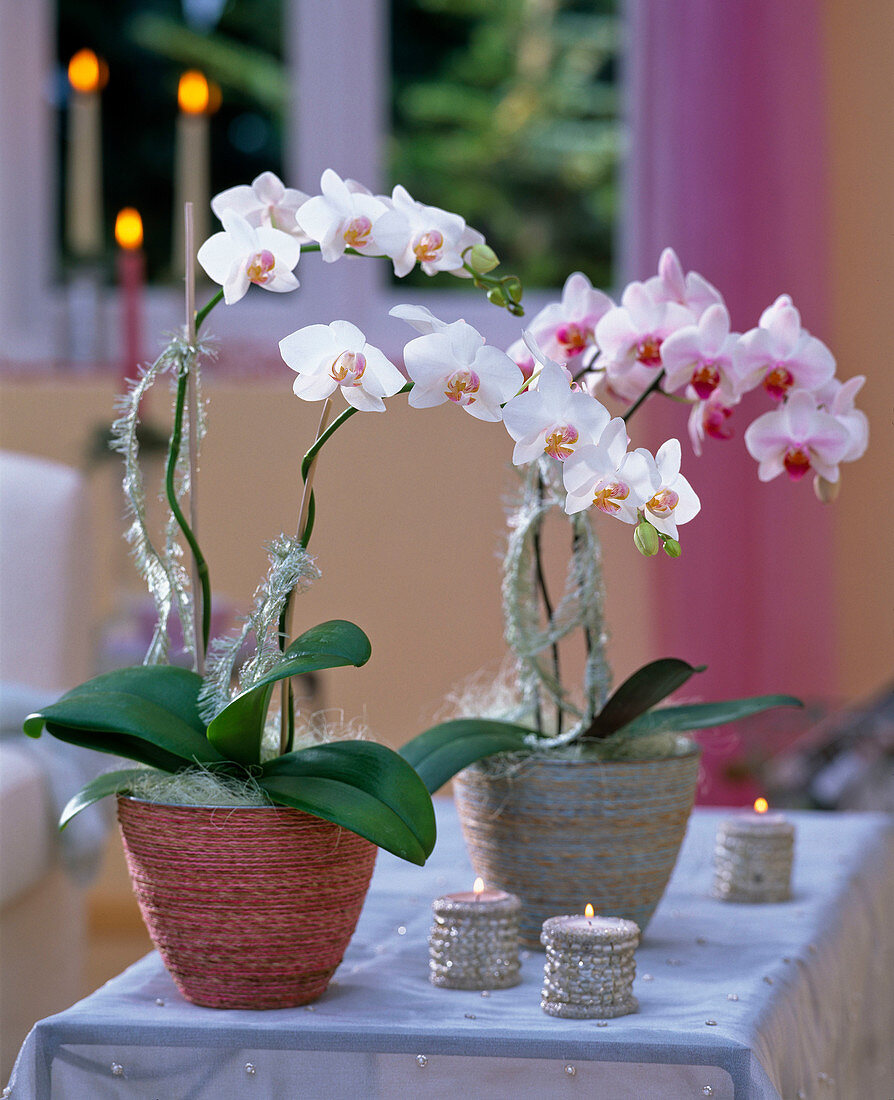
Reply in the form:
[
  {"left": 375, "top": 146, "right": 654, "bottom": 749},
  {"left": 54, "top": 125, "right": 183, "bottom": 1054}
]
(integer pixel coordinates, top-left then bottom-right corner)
[{"left": 7, "top": 804, "right": 894, "bottom": 1099}]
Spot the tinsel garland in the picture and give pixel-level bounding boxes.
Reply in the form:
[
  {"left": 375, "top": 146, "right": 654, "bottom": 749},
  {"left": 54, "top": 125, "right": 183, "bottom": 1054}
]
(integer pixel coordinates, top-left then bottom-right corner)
[
  {"left": 197, "top": 535, "right": 321, "bottom": 724},
  {"left": 502, "top": 457, "right": 612, "bottom": 749},
  {"left": 110, "top": 335, "right": 209, "bottom": 666}
]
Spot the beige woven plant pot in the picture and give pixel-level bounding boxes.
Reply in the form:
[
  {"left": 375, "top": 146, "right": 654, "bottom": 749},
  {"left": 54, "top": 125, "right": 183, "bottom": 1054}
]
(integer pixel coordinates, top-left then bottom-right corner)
[
  {"left": 117, "top": 797, "right": 377, "bottom": 1009},
  {"left": 453, "top": 749, "right": 700, "bottom": 948}
]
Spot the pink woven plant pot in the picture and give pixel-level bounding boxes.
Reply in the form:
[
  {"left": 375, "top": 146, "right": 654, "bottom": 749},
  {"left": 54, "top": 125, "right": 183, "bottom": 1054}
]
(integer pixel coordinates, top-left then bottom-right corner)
[{"left": 117, "top": 796, "right": 377, "bottom": 1009}]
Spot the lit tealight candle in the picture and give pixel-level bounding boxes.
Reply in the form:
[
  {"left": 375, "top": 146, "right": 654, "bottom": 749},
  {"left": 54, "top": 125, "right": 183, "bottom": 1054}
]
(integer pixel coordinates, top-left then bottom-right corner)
[
  {"left": 115, "top": 207, "right": 145, "bottom": 385},
  {"left": 429, "top": 878, "right": 522, "bottom": 990},
  {"left": 173, "top": 71, "right": 218, "bottom": 274},
  {"left": 66, "top": 49, "right": 108, "bottom": 260},
  {"left": 713, "top": 798, "right": 795, "bottom": 903},
  {"left": 541, "top": 904, "right": 640, "bottom": 1019}
]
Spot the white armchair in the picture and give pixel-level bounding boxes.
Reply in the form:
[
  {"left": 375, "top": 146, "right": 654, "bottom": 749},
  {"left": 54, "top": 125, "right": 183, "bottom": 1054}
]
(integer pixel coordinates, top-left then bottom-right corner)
[{"left": 0, "top": 450, "right": 101, "bottom": 1079}]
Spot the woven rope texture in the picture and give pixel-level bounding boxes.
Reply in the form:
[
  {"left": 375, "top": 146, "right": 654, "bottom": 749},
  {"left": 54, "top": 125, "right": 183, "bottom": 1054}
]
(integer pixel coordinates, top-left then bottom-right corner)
[
  {"left": 454, "top": 753, "right": 700, "bottom": 948},
  {"left": 117, "top": 797, "right": 377, "bottom": 1009}
]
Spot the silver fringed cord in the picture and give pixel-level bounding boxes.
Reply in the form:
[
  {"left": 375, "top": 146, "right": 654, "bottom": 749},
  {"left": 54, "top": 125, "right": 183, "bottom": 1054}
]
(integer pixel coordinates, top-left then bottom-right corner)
[
  {"left": 429, "top": 893, "right": 522, "bottom": 990},
  {"left": 501, "top": 458, "right": 612, "bottom": 748}
]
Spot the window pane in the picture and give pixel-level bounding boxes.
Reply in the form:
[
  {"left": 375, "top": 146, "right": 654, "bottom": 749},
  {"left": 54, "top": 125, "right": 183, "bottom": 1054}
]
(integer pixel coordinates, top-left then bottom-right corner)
[
  {"left": 390, "top": 0, "right": 619, "bottom": 290},
  {"left": 57, "top": 0, "right": 284, "bottom": 281}
]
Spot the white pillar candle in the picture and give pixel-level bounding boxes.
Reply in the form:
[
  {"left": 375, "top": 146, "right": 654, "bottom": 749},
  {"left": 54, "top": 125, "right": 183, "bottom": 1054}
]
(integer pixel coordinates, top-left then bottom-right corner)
[
  {"left": 713, "top": 799, "right": 795, "bottom": 903},
  {"left": 541, "top": 909, "right": 640, "bottom": 1019},
  {"left": 429, "top": 878, "right": 522, "bottom": 990},
  {"left": 66, "top": 50, "right": 106, "bottom": 259}
]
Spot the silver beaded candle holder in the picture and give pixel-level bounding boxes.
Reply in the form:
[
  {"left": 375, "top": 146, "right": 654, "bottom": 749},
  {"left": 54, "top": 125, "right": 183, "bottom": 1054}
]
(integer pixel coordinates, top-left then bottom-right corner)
[
  {"left": 712, "top": 813, "right": 795, "bottom": 903},
  {"left": 429, "top": 886, "right": 522, "bottom": 990},
  {"left": 541, "top": 913, "right": 640, "bottom": 1019}
]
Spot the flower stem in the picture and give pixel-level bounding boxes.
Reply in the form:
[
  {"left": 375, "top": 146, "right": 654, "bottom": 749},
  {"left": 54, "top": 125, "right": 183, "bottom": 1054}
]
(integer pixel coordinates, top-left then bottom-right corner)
[
  {"left": 623, "top": 370, "right": 666, "bottom": 423},
  {"left": 194, "top": 288, "right": 223, "bottom": 334},
  {"left": 165, "top": 362, "right": 211, "bottom": 662}
]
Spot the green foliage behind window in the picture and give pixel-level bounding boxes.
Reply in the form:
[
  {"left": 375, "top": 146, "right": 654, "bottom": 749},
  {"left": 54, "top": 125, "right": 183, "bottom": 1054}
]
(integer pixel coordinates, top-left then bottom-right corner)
[{"left": 391, "top": 0, "right": 620, "bottom": 290}]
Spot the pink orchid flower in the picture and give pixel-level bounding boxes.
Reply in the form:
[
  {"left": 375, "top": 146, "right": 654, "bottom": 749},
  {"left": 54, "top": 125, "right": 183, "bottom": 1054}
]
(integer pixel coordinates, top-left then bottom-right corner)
[
  {"left": 733, "top": 294, "right": 836, "bottom": 400},
  {"left": 660, "top": 303, "right": 739, "bottom": 399},
  {"left": 744, "top": 389, "right": 851, "bottom": 482}
]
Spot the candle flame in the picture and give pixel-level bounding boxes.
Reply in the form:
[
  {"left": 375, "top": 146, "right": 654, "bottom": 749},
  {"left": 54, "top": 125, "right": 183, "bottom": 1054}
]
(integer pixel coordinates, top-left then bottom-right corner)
[
  {"left": 115, "top": 208, "right": 143, "bottom": 251},
  {"left": 754, "top": 797, "right": 769, "bottom": 815},
  {"left": 68, "top": 49, "right": 107, "bottom": 94},
  {"left": 472, "top": 877, "right": 485, "bottom": 896},
  {"left": 178, "top": 70, "right": 210, "bottom": 115},
  {"left": 584, "top": 903, "right": 595, "bottom": 918}
]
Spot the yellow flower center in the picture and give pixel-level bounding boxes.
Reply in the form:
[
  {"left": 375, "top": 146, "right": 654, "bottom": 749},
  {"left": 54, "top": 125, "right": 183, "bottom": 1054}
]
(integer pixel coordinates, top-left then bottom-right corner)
[
  {"left": 783, "top": 446, "right": 811, "bottom": 480},
  {"left": 329, "top": 350, "right": 367, "bottom": 385},
  {"left": 344, "top": 216, "right": 372, "bottom": 248},
  {"left": 444, "top": 368, "right": 480, "bottom": 405},
  {"left": 646, "top": 487, "right": 679, "bottom": 517},
  {"left": 543, "top": 425, "right": 579, "bottom": 461},
  {"left": 413, "top": 230, "right": 445, "bottom": 263},
  {"left": 635, "top": 336, "right": 663, "bottom": 366},
  {"left": 246, "top": 249, "right": 276, "bottom": 284},
  {"left": 592, "top": 480, "right": 630, "bottom": 514}
]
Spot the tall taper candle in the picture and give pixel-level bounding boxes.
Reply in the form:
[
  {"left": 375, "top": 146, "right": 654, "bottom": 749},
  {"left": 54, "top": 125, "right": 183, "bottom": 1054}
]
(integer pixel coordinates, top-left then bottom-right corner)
[
  {"left": 173, "top": 71, "right": 213, "bottom": 276},
  {"left": 114, "top": 208, "right": 144, "bottom": 385},
  {"left": 66, "top": 49, "right": 107, "bottom": 259}
]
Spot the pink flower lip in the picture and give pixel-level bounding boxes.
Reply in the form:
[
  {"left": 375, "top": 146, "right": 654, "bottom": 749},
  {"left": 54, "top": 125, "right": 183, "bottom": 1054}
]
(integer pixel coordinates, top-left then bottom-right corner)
[
  {"left": 783, "top": 446, "right": 811, "bottom": 480},
  {"left": 763, "top": 364, "right": 795, "bottom": 400},
  {"left": 691, "top": 361, "right": 721, "bottom": 400},
  {"left": 343, "top": 216, "right": 372, "bottom": 248},
  {"left": 556, "top": 323, "right": 588, "bottom": 356},
  {"left": 635, "top": 335, "right": 663, "bottom": 367}
]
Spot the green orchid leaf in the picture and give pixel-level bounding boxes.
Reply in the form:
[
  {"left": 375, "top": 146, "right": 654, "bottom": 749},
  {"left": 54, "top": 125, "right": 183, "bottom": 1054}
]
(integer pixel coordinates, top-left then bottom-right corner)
[
  {"left": 579, "top": 658, "right": 706, "bottom": 741},
  {"left": 24, "top": 667, "right": 223, "bottom": 772},
  {"left": 59, "top": 768, "right": 149, "bottom": 829},
  {"left": 262, "top": 741, "right": 436, "bottom": 857},
  {"left": 206, "top": 620, "right": 372, "bottom": 766},
  {"left": 399, "top": 718, "right": 535, "bottom": 794},
  {"left": 621, "top": 694, "right": 804, "bottom": 738},
  {"left": 259, "top": 774, "right": 428, "bottom": 866},
  {"left": 24, "top": 665, "right": 206, "bottom": 736}
]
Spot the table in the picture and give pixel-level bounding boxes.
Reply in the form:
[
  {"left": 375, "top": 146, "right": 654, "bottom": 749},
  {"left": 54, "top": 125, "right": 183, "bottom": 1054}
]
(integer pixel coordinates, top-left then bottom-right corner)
[{"left": 6, "top": 804, "right": 893, "bottom": 1099}]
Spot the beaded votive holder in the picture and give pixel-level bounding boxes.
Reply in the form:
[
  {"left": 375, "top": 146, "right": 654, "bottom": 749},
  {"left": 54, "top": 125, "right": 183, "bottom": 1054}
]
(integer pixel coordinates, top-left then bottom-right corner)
[
  {"left": 712, "top": 816, "right": 795, "bottom": 903},
  {"left": 540, "top": 914, "right": 640, "bottom": 1019},
  {"left": 429, "top": 889, "right": 522, "bottom": 990}
]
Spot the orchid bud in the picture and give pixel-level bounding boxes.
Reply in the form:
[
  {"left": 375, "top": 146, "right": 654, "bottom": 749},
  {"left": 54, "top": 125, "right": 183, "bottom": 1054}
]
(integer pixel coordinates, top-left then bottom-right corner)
[
  {"left": 467, "top": 243, "right": 499, "bottom": 275},
  {"left": 663, "top": 537, "right": 682, "bottom": 558},
  {"left": 487, "top": 286, "right": 507, "bottom": 307},
  {"left": 634, "top": 519, "right": 660, "bottom": 557},
  {"left": 503, "top": 276, "right": 523, "bottom": 304},
  {"left": 813, "top": 474, "right": 840, "bottom": 504}
]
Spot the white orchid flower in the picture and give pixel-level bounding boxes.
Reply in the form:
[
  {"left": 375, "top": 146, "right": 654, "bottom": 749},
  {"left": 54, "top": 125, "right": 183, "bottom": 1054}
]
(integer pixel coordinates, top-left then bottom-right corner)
[
  {"left": 744, "top": 389, "right": 851, "bottom": 482},
  {"left": 295, "top": 169, "right": 390, "bottom": 263},
  {"left": 403, "top": 318, "right": 523, "bottom": 422},
  {"left": 502, "top": 360, "right": 610, "bottom": 466},
  {"left": 388, "top": 303, "right": 455, "bottom": 335},
  {"left": 279, "top": 321, "right": 405, "bottom": 413},
  {"left": 197, "top": 210, "right": 300, "bottom": 305},
  {"left": 375, "top": 185, "right": 468, "bottom": 277},
  {"left": 733, "top": 294, "right": 836, "bottom": 399},
  {"left": 634, "top": 438, "right": 701, "bottom": 539},
  {"left": 211, "top": 171, "right": 311, "bottom": 241},
  {"left": 563, "top": 418, "right": 653, "bottom": 522}
]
